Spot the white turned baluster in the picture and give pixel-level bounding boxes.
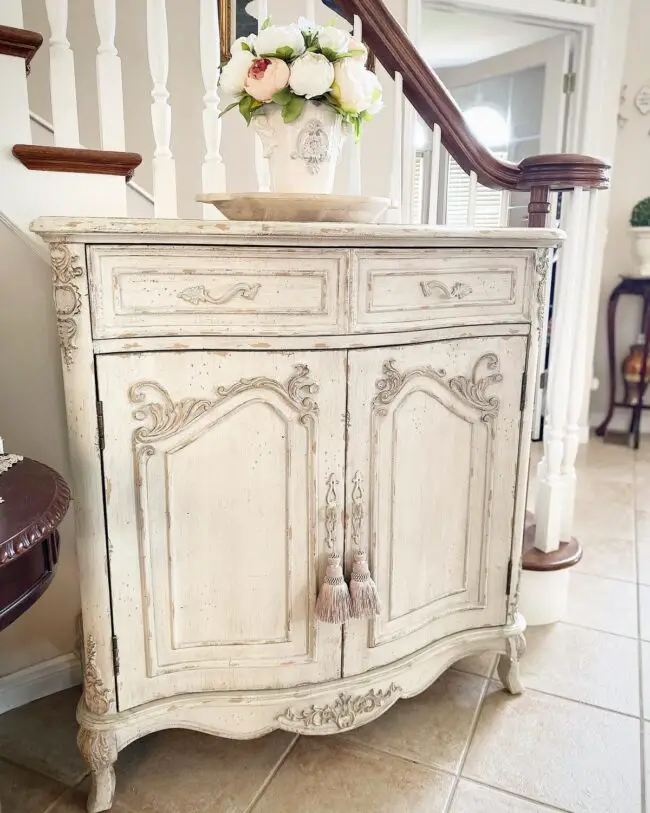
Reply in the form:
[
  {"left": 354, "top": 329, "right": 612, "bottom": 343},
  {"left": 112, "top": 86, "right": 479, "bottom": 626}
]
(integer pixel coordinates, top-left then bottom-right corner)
[
  {"left": 560, "top": 188, "right": 599, "bottom": 538},
  {"left": 534, "top": 189, "right": 587, "bottom": 553},
  {"left": 426, "top": 124, "right": 442, "bottom": 224},
  {"left": 389, "top": 72, "right": 404, "bottom": 219},
  {"left": 467, "top": 171, "right": 478, "bottom": 225},
  {"left": 45, "top": 0, "right": 80, "bottom": 146},
  {"left": 147, "top": 0, "right": 177, "bottom": 217},
  {"left": 254, "top": 0, "right": 270, "bottom": 192},
  {"left": 200, "top": 0, "right": 226, "bottom": 218},
  {"left": 347, "top": 15, "right": 363, "bottom": 196},
  {"left": 93, "top": 0, "right": 125, "bottom": 150},
  {"left": 305, "top": 0, "right": 316, "bottom": 18}
]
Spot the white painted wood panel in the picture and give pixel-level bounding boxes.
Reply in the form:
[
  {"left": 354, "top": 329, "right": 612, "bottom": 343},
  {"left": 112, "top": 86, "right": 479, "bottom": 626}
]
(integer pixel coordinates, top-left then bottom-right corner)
[
  {"left": 88, "top": 246, "right": 348, "bottom": 338},
  {"left": 352, "top": 250, "right": 530, "bottom": 331},
  {"left": 97, "top": 350, "right": 346, "bottom": 709},
  {"left": 343, "top": 335, "right": 527, "bottom": 675}
]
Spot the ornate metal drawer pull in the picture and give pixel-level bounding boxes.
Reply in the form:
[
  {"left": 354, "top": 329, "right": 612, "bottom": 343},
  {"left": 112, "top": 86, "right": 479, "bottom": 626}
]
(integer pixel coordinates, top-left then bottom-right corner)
[
  {"left": 177, "top": 282, "right": 261, "bottom": 306},
  {"left": 420, "top": 280, "right": 473, "bottom": 300}
]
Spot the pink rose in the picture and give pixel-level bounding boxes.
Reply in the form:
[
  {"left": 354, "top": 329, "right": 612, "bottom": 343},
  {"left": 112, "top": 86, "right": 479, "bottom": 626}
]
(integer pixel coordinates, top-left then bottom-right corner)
[{"left": 244, "top": 57, "right": 290, "bottom": 103}]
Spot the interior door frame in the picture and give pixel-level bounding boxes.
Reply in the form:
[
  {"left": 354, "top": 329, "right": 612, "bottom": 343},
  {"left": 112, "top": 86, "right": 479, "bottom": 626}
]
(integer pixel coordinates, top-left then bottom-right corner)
[{"left": 420, "top": 0, "right": 633, "bottom": 437}]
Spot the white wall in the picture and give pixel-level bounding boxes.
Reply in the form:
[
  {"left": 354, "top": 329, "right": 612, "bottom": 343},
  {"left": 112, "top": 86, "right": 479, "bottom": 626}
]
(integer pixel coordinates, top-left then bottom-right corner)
[
  {"left": 0, "top": 220, "right": 79, "bottom": 678},
  {"left": 590, "top": 0, "right": 650, "bottom": 425}
]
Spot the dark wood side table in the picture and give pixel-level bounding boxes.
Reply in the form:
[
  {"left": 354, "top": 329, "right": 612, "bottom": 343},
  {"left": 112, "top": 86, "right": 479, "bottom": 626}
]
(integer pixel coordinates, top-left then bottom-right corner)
[
  {"left": 596, "top": 276, "right": 650, "bottom": 449},
  {"left": 0, "top": 457, "right": 71, "bottom": 631}
]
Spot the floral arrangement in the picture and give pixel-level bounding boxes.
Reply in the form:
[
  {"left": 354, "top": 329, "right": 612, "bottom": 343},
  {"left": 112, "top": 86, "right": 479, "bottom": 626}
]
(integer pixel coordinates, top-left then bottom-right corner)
[{"left": 219, "top": 18, "right": 383, "bottom": 139}]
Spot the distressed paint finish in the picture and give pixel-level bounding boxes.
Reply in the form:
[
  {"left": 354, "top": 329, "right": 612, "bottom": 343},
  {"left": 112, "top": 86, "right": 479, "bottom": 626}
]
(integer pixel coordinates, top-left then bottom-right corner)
[{"left": 35, "top": 220, "right": 557, "bottom": 813}]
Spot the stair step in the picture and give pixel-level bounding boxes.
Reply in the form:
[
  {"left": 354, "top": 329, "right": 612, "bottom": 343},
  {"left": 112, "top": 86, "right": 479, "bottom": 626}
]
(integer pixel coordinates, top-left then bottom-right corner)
[
  {"left": 522, "top": 521, "right": 583, "bottom": 572},
  {"left": 12, "top": 145, "right": 142, "bottom": 181},
  {"left": 0, "top": 25, "right": 43, "bottom": 74}
]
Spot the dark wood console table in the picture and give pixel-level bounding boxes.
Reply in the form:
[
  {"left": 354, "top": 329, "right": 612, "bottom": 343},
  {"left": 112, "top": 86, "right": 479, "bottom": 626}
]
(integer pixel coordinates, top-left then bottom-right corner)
[
  {"left": 596, "top": 276, "right": 650, "bottom": 449},
  {"left": 0, "top": 456, "right": 71, "bottom": 631}
]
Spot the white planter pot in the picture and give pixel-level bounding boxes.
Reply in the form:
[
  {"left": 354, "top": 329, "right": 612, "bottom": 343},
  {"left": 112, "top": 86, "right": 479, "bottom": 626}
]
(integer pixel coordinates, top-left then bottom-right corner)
[
  {"left": 251, "top": 102, "right": 345, "bottom": 194},
  {"left": 631, "top": 227, "right": 650, "bottom": 277}
]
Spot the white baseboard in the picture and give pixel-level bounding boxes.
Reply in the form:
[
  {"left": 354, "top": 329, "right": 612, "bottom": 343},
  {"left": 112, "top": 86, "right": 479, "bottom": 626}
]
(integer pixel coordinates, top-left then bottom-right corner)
[{"left": 0, "top": 653, "right": 81, "bottom": 715}]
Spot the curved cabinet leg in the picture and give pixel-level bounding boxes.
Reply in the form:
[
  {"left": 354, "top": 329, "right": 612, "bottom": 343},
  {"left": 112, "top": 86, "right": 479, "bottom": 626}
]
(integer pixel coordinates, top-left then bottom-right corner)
[
  {"left": 497, "top": 632, "right": 526, "bottom": 696},
  {"left": 77, "top": 726, "right": 118, "bottom": 813}
]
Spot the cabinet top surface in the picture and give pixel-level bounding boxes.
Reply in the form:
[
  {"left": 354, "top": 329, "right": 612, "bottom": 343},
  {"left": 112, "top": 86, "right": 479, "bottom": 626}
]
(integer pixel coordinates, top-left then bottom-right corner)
[{"left": 31, "top": 217, "right": 564, "bottom": 249}]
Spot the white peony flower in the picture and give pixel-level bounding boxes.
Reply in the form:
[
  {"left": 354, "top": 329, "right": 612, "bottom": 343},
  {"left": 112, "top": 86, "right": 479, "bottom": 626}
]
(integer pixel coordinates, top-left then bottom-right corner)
[
  {"left": 255, "top": 24, "right": 306, "bottom": 58},
  {"left": 220, "top": 50, "right": 255, "bottom": 96},
  {"left": 317, "top": 25, "right": 350, "bottom": 56},
  {"left": 331, "top": 59, "right": 383, "bottom": 115},
  {"left": 231, "top": 34, "right": 257, "bottom": 54},
  {"left": 298, "top": 16, "right": 318, "bottom": 35},
  {"left": 289, "top": 52, "right": 335, "bottom": 99},
  {"left": 347, "top": 36, "right": 368, "bottom": 64}
]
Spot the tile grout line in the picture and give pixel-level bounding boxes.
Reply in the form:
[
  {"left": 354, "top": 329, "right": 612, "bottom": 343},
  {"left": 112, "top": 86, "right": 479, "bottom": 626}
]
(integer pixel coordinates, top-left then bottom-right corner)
[
  {"left": 635, "top": 460, "right": 647, "bottom": 813},
  {"left": 459, "top": 776, "right": 573, "bottom": 813},
  {"left": 244, "top": 733, "right": 299, "bottom": 813},
  {"left": 441, "top": 672, "right": 492, "bottom": 813}
]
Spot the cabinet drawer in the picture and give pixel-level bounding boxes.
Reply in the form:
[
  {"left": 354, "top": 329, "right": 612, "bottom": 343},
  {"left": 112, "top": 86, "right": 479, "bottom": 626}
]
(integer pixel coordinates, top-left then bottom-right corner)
[
  {"left": 352, "top": 250, "right": 530, "bottom": 331},
  {"left": 88, "top": 246, "right": 347, "bottom": 338}
]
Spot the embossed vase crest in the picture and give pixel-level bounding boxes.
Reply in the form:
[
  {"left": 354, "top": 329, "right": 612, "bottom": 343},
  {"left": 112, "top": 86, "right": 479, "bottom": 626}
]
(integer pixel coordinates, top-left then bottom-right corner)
[{"left": 251, "top": 102, "right": 346, "bottom": 195}]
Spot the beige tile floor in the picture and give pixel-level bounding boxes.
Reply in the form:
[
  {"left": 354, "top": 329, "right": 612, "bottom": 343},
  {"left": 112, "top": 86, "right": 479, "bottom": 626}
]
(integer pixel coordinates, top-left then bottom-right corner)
[{"left": 1, "top": 439, "right": 648, "bottom": 813}]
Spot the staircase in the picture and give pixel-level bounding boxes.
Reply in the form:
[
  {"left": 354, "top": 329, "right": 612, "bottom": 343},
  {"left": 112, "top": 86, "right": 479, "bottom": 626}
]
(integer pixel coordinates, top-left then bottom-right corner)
[{"left": 0, "top": 0, "right": 611, "bottom": 623}]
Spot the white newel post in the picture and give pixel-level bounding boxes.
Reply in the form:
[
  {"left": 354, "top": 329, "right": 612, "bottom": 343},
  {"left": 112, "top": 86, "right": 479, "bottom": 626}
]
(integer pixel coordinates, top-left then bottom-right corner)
[
  {"left": 521, "top": 188, "right": 589, "bottom": 626},
  {"left": 560, "top": 189, "right": 599, "bottom": 538},
  {"left": 146, "top": 0, "right": 177, "bottom": 217},
  {"left": 93, "top": 0, "right": 125, "bottom": 151},
  {"left": 45, "top": 0, "right": 80, "bottom": 146},
  {"left": 200, "top": 0, "right": 226, "bottom": 218}
]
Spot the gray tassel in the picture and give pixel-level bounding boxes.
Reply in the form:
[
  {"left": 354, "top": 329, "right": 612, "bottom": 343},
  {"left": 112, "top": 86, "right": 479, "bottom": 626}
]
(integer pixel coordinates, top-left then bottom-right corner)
[
  {"left": 316, "top": 554, "right": 352, "bottom": 624},
  {"left": 350, "top": 550, "right": 381, "bottom": 619}
]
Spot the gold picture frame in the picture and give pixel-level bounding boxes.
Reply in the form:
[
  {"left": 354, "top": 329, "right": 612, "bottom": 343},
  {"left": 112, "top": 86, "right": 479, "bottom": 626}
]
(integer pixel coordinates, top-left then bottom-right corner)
[{"left": 218, "top": 0, "right": 375, "bottom": 71}]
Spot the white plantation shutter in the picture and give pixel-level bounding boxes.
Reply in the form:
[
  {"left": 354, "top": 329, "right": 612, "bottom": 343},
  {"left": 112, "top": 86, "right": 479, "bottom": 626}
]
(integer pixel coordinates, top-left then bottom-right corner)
[{"left": 445, "top": 153, "right": 508, "bottom": 227}]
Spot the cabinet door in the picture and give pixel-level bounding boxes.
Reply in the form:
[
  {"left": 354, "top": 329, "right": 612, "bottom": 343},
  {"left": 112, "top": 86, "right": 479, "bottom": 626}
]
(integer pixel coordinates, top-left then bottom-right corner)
[
  {"left": 97, "top": 351, "right": 346, "bottom": 710},
  {"left": 343, "top": 336, "right": 527, "bottom": 675}
]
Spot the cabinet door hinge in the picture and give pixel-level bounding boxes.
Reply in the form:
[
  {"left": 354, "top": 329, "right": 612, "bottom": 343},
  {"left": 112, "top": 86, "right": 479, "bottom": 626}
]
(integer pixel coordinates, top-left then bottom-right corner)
[
  {"left": 505, "top": 560, "right": 514, "bottom": 595},
  {"left": 563, "top": 72, "right": 577, "bottom": 94},
  {"left": 112, "top": 635, "right": 120, "bottom": 676},
  {"left": 520, "top": 371, "right": 528, "bottom": 412},
  {"left": 97, "top": 400, "right": 105, "bottom": 451}
]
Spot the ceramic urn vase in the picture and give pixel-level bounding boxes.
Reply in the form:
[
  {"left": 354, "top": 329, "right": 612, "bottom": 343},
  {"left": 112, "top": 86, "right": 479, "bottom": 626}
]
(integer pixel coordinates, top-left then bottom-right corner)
[{"left": 252, "top": 102, "right": 345, "bottom": 194}]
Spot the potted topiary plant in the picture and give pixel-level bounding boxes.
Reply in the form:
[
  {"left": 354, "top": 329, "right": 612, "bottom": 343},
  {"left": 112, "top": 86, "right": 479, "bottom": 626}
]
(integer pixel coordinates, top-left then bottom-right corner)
[{"left": 630, "top": 197, "right": 650, "bottom": 276}]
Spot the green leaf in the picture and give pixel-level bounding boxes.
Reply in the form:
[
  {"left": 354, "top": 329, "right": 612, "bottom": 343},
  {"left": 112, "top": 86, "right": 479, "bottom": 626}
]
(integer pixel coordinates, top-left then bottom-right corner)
[
  {"left": 219, "top": 100, "right": 241, "bottom": 118},
  {"left": 261, "top": 16, "right": 272, "bottom": 30},
  {"left": 239, "top": 94, "right": 254, "bottom": 125},
  {"left": 272, "top": 88, "right": 294, "bottom": 106},
  {"left": 240, "top": 41, "right": 251, "bottom": 52},
  {"left": 275, "top": 45, "right": 294, "bottom": 59},
  {"left": 335, "top": 49, "right": 365, "bottom": 60},
  {"left": 282, "top": 95, "right": 306, "bottom": 124},
  {"left": 319, "top": 47, "right": 339, "bottom": 62}
]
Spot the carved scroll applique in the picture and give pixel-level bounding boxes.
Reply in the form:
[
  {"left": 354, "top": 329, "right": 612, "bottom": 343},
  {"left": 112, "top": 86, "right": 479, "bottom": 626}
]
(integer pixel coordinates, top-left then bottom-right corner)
[
  {"left": 535, "top": 248, "right": 551, "bottom": 334},
  {"left": 50, "top": 243, "right": 84, "bottom": 369},
  {"left": 276, "top": 684, "right": 401, "bottom": 731},
  {"left": 373, "top": 354, "right": 502, "bottom": 422},
  {"left": 177, "top": 282, "right": 261, "bottom": 306},
  {"left": 83, "top": 635, "right": 113, "bottom": 716},
  {"left": 130, "top": 364, "right": 319, "bottom": 444},
  {"left": 420, "top": 280, "right": 473, "bottom": 300}
]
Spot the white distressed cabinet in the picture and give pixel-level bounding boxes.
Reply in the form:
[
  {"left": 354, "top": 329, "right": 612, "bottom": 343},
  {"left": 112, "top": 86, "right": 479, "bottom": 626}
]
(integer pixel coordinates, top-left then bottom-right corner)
[{"left": 33, "top": 218, "right": 560, "bottom": 813}]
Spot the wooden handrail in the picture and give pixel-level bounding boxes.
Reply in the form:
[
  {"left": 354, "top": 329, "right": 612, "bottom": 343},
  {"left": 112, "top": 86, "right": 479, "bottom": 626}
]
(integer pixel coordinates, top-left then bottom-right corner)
[
  {"left": 12, "top": 146, "right": 142, "bottom": 181},
  {"left": 338, "top": 0, "right": 609, "bottom": 194},
  {"left": 0, "top": 24, "right": 43, "bottom": 75}
]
